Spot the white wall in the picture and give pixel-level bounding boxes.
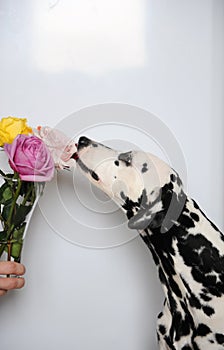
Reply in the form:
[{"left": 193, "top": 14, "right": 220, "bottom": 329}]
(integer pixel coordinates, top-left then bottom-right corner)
[{"left": 0, "top": 1, "right": 223, "bottom": 349}]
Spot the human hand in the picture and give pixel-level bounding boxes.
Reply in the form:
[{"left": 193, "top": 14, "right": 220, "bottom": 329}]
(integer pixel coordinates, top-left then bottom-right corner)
[{"left": 0, "top": 261, "right": 26, "bottom": 296}]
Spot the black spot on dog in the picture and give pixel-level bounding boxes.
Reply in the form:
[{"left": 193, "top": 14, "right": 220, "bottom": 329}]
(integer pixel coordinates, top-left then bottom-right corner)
[
  {"left": 77, "top": 158, "right": 89, "bottom": 173},
  {"left": 167, "top": 290, "right": 178, "bottom": 313},
  {"left": 215, "top": 333, "right": 224, "bottom": 344},
  {"left": 121, "top": 194, "right": 140, "bottom": 219},
  {"left": 210, "top": 220, "right": 221, "bottom": 233},
  {"left": 188, "top": 292, "right": 202, "bottom": 310},
  {"left": 178, "top": 214, "right": 195, "bottom": 229},
  {"left": 196, "top": 323, "right": 211, "bottom": 336},
  {"left": 181, "top": 277, "right": 191, "bottom": 293},
  {"left": 192, "top": 341, "right": 200, "bottom": 350},
  {"left": 114, "top": 160, "right": 119, "bottom": 166},
  {"left": 158, "top": 312, "right": 163, "bottom": 319},
  {"left": 141, "top": 162, "right": 148, "bottom": 173},
  {"left": 181, "top": 346, "right": 192, "bottom": 350},
  {"left": 199, "top": 293, "right": 212, "bottom": 302},
  {"left": 120, "top": 191, "right": 126, "bottom": 200},
  {"left": 191, "top": 268, "right": 207, "bottom": 286},
  {"left": 192, "top": 199, "right": 200, "bottom": 210},
  {"left": 92, "top": 142, "right": 98, "bottom": 147},
  {"left": 150, "top": 227, "right": 176, "bottom": 260},
  {"left": 162, "top": 254, "right": 176, "bottom": 275},
  {"left": 178, "top": 240, "right": 201, "bottom": 268},
  {"left": 202, "top": 305, "right": 215, "bottom": 316},
  {"left": 91, "top": 171, "right": 99, "bottom": 181},
  {"left": 190, "top": 212, "right": 200, "bottom": 222},
  {"left": 168, "top": 277, "right": 182, "bottom": 298},
  {"left": 169, "top": 310, "right": 192, "bottom": 342},
  {"left": 170, "top": 174, "right": 176, "bottom": 182},
  {"left": 176, "top": 175, "right": 182, "bottom": 186},
  {"left": 148, "top": 246, "right": 160, "bottom": 266},
  {"left": 159, "top": 324, "right": 167, "bottom": 335},
  {"left": 159, "top": 267, "right": 167, "bottom": 286},
  {"left": 164, "top": 335, "right": 176, "bottom": 350},
  {"left": 179, "top": 234, "right": 215, "bottom": 269}
]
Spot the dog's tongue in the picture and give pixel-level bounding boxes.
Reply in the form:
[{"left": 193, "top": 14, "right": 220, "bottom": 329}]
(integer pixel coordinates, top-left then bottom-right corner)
[{"left": 69, "top": 143, "right": 79, "bottom": 160}]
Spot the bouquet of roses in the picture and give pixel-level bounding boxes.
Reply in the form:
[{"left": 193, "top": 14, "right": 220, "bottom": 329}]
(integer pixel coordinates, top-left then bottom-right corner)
[{"left": 0, "top": 117, "right": 77, "bottom": 263}]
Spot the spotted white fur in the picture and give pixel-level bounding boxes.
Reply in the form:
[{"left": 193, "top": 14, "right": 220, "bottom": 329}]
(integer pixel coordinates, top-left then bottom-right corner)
[{"left": 75, "top": 136, "right": 224, "bottom": 350}]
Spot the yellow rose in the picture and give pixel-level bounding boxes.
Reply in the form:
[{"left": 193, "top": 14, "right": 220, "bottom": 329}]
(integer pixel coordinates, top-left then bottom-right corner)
[{"left": 0, "top": 117, "right": 32, "bottom": 146}]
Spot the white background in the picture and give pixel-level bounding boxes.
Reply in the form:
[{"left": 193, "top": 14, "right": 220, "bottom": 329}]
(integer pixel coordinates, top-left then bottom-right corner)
[{"left": 0, "top": 1, "right": 223, "bottom": 349}]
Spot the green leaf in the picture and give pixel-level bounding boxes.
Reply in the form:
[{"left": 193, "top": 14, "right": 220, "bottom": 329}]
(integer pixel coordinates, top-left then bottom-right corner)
[
  {"left": 0, "top": 179, "right": 17, "bottom": 204},
  {"left": 2, "top": 203, "right": 15, "bottom": 222},
  {"left": 11, "top": 241, "right": 23, "bottom": 260},
  {"left": 1, "top": 198, "right": 13, "bottom": 207},
  {"left": 10, "top": 225, "right": 25, "bottom": 260},
  {"left": 0, "top": 230, "right": 7, "bottom": 241},
  {"left": 12, "top": 224, "right": 26, "bottom": 240},
  {"left": 14, "top": 204, "right": 32, "bottom": 227},
  {"left": 0, "top": 182, "right": 9, "bottom": 203},
  {"left": 3, "top": 186, "right": 13, "bottom": 201}
]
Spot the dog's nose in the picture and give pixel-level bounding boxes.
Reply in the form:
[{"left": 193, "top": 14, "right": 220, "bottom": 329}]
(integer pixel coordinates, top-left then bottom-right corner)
[{"left": 78, "top": 136, "right": 91, "bottom": 150}]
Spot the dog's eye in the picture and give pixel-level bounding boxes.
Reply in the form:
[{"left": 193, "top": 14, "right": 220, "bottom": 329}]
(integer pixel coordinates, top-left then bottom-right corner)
[
  {"left": 118, "top": 151, "right": 132, "bottom": 166},
  {"left": 91, "top": 171, "right": 99, "bottom": 181}
]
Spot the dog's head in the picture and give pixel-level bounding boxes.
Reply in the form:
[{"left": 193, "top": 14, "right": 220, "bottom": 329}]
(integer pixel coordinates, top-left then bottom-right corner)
[{"left": 75, "top": 136, "right": 185, "bottom": 231}]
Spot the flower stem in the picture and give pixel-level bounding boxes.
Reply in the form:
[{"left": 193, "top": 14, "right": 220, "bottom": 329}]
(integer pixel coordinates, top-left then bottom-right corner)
[{"left": 6, "top": 176, "right": 22, "bottom": 227}]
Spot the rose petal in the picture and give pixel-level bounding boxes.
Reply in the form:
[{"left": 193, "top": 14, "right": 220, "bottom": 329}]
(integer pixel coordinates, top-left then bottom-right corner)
[{"left": 4, "top": 134, "right": 55, "bottom": 182}]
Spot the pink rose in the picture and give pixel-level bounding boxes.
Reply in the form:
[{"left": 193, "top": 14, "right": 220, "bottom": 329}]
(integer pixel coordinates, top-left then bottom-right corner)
[
  {"left": 4, "top": 134, "right": 55, "bottom": 182},
  {"left": 35, "top": 126, "right": 77, "bottom": 169}
]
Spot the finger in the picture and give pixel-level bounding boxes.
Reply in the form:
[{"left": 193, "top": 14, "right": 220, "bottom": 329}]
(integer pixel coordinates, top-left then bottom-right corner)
[
  {"left": 0, "top": 276, "right": 25, "bottom": 291},
  {"left": 0, "top": 289, "right": 7, "bottom": 297},
  {"left": 0, "top": 261, "right": 26, "bottom": 276}
]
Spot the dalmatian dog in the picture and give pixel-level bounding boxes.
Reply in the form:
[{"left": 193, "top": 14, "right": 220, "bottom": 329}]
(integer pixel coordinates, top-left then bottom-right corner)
[{"left": 74, "top": 136, "right": 224, "bottom": 350}]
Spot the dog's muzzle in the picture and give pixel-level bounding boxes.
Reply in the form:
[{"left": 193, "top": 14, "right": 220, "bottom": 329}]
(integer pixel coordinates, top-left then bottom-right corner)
[{"left": 70, "top": 136, "right": 91, "bottom": 161}]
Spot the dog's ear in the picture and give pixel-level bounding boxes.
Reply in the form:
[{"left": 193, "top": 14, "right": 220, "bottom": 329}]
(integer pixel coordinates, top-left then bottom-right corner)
[{"left": 128, "top": 208, "right": 165, "bottom": 230}]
